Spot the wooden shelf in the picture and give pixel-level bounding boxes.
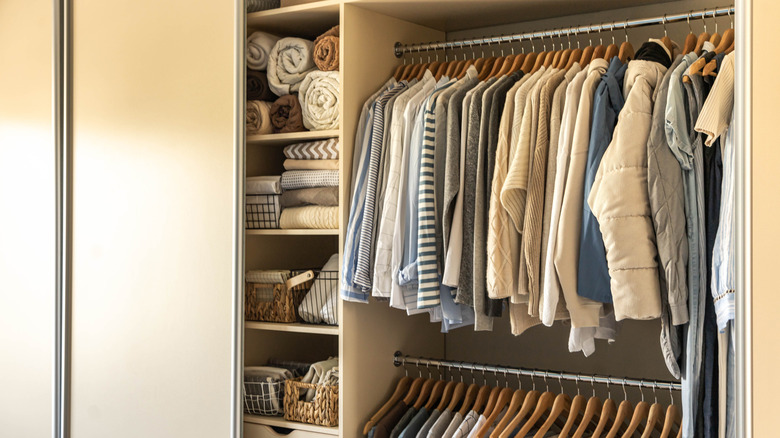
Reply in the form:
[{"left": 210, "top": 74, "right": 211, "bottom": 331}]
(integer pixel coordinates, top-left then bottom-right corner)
[
  {"left": 246, "top": 229, "right": 339, "bottom": 236},
  {"left": 247, "top": 130, "right": 340, "bottom": 147},
  {"left": 247, "top": 1, "right": 340, "bottom": 38},
  {"left": 244, "top": 414, "right": 339, "bottom": 435},
  {"left": 246, "top": 321, "right": 339, "bottom": 335}
]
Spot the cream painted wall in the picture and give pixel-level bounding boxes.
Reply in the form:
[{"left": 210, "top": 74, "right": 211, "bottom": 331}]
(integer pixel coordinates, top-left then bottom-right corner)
[
  {"left": 750, "top": 0, "right": 779, "bottom": 435},
  {"left": 69, "top": 1, "right": 236, "bottom": 436},
  {"left": 0, "top": 1, "right": 55, "bottom": 436}
]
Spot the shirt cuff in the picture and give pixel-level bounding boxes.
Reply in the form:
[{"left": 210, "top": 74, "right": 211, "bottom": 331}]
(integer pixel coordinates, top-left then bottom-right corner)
[{"left": 670, "top": 301, "right": 689, "bottom": 326}]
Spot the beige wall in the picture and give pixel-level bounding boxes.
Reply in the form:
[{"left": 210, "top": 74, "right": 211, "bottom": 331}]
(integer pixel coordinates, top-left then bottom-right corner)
[
  {"left": 69, "top": 0, "right": 236, "bottom": 436},
  {"left": 0, "top": 1, "right": 55, "bottom": 436},
  {"left": 750, "top": 0, "right": 778, "bottom": 435}
]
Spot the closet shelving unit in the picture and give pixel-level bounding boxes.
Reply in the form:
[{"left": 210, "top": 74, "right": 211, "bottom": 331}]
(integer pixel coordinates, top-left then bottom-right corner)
[
  {"left": 244, "top": 1, "right": 343, "bottom": 436},
  {"left": 245, "top": 0, "right": 736, "bottom": 437}
]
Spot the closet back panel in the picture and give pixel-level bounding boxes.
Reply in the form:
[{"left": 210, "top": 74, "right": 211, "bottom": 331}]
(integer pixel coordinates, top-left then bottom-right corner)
[
  {"left": 0, "top": 0, "right": 55, "bottom": 436},
  {"left": 69, "top": 0, "right": 236, "bottom": 436},
  {"left": 340, "top": 4, "right": 448, "bottom": 436}
]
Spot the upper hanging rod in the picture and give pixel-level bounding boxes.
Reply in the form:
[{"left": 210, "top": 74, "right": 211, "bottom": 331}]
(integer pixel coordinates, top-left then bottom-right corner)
[
  {"left": 393, "top": 352, "right": 682, "bottom": 391},
  {"left": 394, "top": 6, "right": 734, "bottom": 57}
]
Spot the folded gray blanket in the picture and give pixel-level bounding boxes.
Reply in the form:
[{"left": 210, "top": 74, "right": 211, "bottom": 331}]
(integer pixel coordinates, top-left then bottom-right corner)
[{"left": 280, "top": 187, "right": 339, "bottom": 208}]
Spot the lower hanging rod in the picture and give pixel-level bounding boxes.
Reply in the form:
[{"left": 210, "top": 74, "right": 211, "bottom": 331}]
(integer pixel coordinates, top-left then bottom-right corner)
[
  {"left": 394, "top": 5, "right": 734, "bottom": 57},
  {"left": 393, "top": 352, "right": 682, "bottom": 391}
]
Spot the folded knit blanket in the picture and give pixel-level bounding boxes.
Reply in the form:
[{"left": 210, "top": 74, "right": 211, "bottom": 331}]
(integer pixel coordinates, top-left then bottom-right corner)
[
  {"left": 270, "top": 95, "right": 304, "bottom": 133},
  {"left": 280, "top": 187, "right": 339, "bottom": 208},
  {"left": 299, "top": 71, "right": 340, "bottom": 131},
  {"left": 313, "top": 26, "right": 339, "bottom": 71},
  {"left": 247, "top": 31, "right": 281, "bottom": 71},
  {"left": 283, "top": 159, "right": 339, "bottom": 171},
  {"left": 283, "top": 138, "right": 339, "bottom": 160},
  {"left": 245, "top": 270, "right": 290, "bottom": 284},
  {"left": 246, "top": 100, "right": 273, "bottom": 135},
  {"left": 247, "top": 175, "right": 281, "bottom": 194},
  {"left": 267, "top": 37, "right": 316, "bottom": 96},
  {"left": 281, "top": 170, "right": 339, "bottom": 190},
  {"left": 280, "top": 206, "right": 338, "bottom": 229},
  {"left": 247, "top": 69, "right": 277, "bottom": 101}
]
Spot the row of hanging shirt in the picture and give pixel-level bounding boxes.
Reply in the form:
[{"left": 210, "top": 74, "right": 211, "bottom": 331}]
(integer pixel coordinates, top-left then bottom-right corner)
[{"left": 342, "top": 35, "right": 736, "bottom": 438}]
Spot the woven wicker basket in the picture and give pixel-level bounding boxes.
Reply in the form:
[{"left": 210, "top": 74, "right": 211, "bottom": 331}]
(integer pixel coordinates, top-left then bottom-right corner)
[
  {"left": 283, "top": 378, "right": 339, "bottom": 427},
  {"left": 245, "top": 271, "right": 314, "bottom": 323}
]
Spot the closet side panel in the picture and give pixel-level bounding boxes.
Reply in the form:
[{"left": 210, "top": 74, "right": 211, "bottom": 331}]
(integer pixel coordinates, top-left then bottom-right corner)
[
  {"left": 340, "top": 5, "right": 446, "bottom": 437},
  {"left": 69, "top": 1, "right": 235, "bottom": 437},
  {"left": 751, "top": 0, "right": 780, "bottom": 434},
  {"left": 0, "top": 1, "right": 55, "bottom": 436}
]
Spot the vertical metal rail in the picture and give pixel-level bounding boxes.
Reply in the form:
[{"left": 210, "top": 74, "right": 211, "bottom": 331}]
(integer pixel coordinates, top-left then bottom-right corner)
[
  {"left": 232, "top": 0, "right": 247, "bottom": 437},
  {"left": 53, "top": 0, "right": 71, "bottom": 436}
]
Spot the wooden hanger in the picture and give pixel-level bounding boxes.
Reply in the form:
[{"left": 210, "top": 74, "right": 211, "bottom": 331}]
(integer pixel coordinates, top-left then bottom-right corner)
[
  {"left": 521, "top": 52, "right": 538, "bottom": 74},
  {"left": 715, "top": 28, "right": 735, "bottom": 54},
  {"left": 434, "top": 61, "right": 449, "bottom": 81},
  {"left": 580, "top": 44, "right": 595, "bottom": 66},
  {"left": 446, "top": 382, "right": 467, "bottom": 412},
  {"left": 572, "top": 392, "right": 602, "bottom": 438},
  {"left": 486, "top": 54, "right": 510, "bottom": 79},
  {"left": 593, "top": 44, "right": 607, "bottom": 60},
  {"left": 591, "top": 398, "right": 617, "bottom": 438},
  {"left": 490, "top": 389, "right": 527, "bottom": 438},
  {"left": 534, "top": 390, "right": 572, "bottom": 438},
  {"left": 641, "top": 402, "right": 665, "bottom": 438},
  {"left": 543, "top": 50, "right": 557, "bottom": 68},
  {"left": 660, "top": 403, "right": 681, "bottom": 438},
  {"left": 558, "top": 390, "right": 587, "bottom": 438},
  {"left": 684, "top": 56, "right": 708, "bottom": 83},
  {"left": 445, "top": 60, "right": 460, "bottom": 79},
  {"left": 492, "top": 54, "right": 516, "bottom": 78},
  {"left": 479, "top": 56, "right": 500, "bottom": 81},
  {"left": 363, "top": 376, "right": 412, "bottom": 434},
  {"left": 604, "top": 43, "right": 618, "bottom": 61},
  {"left": 620, "top": 399, "right": 649, "bottom": 438},
  {"left": 683, "top": 33, "right": 697, "bottom": 54},
  {"left": 402, "top": 377, "right": 426, "bottom": 405},
  {"left": 531, "top": 50, "right": 547, "bottom": 73},
  {"left": 499, "top": 389, "right": 541, "bottom": 438},
  {"left": 481, "top": 386, "right": 502, "bottom": 418},
  {"left": 472, "top": 385, "right": 493, "bottom": 415},
  {"left": 556, "top": 48, "right": 572, "bottom": 69},
  {"left": 694, "top": 30, "right": 711, "bottom": 55},
  {"left": 474, "top": 387, "right": 515, "bottom": 438},
  {"left": 412, "top": 378, "right": 435, "bottom": 410},
  {"left": 415, "top": 61, "right": 432, "bottom": 80},
  {"left": 393, "top": 63, "right": 406, "bottom": 81},
  {"left": 617, "top": 22, "right": 634, "bottom": 63},
  {"left": 513, "top": 390, "right": 557, "bottom": 438},
  {"left": 459, "top": 383, "right": 481, "bottom": 416},
  {"left": 605, "top": 398, "right": 633, "bottom": 438},
  {"left": 508, "top": 53, "right": 526, "bottom": 74},
  {"left": 433, "top": 381, "right": 456, "bottom": 412},
  {"left": 566, "top": 48, "right": 583, "bottom": 69},
  {"left": 423, "top": 380, "right": 446, "bottom": 411}
]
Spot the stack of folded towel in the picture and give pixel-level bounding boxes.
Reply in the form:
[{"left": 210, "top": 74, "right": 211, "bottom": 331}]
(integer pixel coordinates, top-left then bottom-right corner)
[
  {"left": 279, "top": 138, "right": 340, "bottom": 229},
  {"left": 246, "top": 176, "right": 282, "bottom": 229}
]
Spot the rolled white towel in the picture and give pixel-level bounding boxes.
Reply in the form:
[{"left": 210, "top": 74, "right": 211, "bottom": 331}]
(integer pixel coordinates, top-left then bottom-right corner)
[
  {"left": 247, "top": 31, "right": 281, "bottom": 71},
  {"left": 267, "top": 37, "right": 316, "bottom": 96},
  {"left": 299, "top": 70, "right": 340, "bottom": 131}
]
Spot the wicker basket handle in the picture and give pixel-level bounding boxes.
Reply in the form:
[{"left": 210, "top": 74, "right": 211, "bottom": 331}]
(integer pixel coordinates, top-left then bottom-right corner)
[{"left": 286, "top": 270, "right": 315, "bottom": 289}]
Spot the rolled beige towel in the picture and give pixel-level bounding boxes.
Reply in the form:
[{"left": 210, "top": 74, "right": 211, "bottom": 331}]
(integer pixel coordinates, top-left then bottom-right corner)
[
  {"left": 246, "top": 100, "right": 273, "bottom": 135},
  {"left": 313, "top": 26, "right": 339, "bottom": 71},
  {"left": 267, "top": 37, "right": 316, "bottom": 96},
  {"left": 299, "top": 71, "right": 340, "bottom": 131},
  {"left": 247, "top": 31, "right": 281, "bottom": 71}
]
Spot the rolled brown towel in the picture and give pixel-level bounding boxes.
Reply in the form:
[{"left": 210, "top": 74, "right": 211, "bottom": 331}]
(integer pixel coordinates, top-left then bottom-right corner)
[
  {"left": 313, "top": 25, "right": 339, "bottom": 71},
  {"left": 270, "top": 95, "right": 305, "bottom": 133},
  {"left": 246, "top": 100, "right": 273, "bottom": 135},
  {"left": 247, "top": 69, "right": 277, "bottom": 101}
]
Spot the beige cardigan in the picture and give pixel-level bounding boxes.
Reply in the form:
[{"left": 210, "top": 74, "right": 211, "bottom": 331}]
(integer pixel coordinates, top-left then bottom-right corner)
[{"left": 554, "top": 58, "right": 608, "bottom": 329}]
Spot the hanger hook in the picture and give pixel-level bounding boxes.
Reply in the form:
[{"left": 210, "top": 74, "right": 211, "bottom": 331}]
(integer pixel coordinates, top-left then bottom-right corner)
[
  {"left": 669, "top": 382, "right": 674, "bottom": 405},
  {"left": 574, "top": 27, "right": 580, "bottom": 49},
  {"left": 702, "top": 10, "right": 707, "bottom": 34},
  {"left": 624, "top": 19, "right": 629, "bottom": 42},
  {"left": 729, "top": 8, "right": 734, "bottom": 29},
  {"left": 712, "top": 8, "right": 718, "bottom": 34},
  {"left": 557, "top": 373, "right": 564, "bottom": 394},
  {"left": 639, "top": 382, "right": 645, "bottom": 403},
  {"left": 611, "top": 22, "right": 616, "bottom": 45},
  {"left": 598, "top": 23, "right": 603, "bottom": 45},
  {"left": 543, "top": 371, "right": 549, "bottom": 391},
  {"left": 687, "top": 11, "right": 693, "bottom": 33},
  {"left": 652, "top": 381, "right": 658, "bottom": 404},
  {"left": 504, "top": 369, "right": 509, "bottom": 388},
  {"left": 588, "top": 24, "right": 593, "bottom": 46},
  {"left": 621, "top": 377, "right": 628, "bottom": 400},
  {"left": 605, "top": 376, "right": 612, "bottom": 399},
  {"left": 663, "top": 14, "right": 668, "bottom": 37},
  {"left": 574, "top": 375, "right": 581, "bottom": 396},
  {"left": 531, "top": 373, "right": 536, "bottom": 391},
  {"left": 590, "top": 376, "right": 596, "bottom": 398}
]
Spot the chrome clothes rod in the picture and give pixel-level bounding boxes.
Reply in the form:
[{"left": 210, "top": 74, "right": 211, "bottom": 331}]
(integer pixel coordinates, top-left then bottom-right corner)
[
  {"left": 393, "top": 352, "right": 682, "bottom": 391},
  {"left": 394, "top": 6, "right": 735, "bottom": 57}
]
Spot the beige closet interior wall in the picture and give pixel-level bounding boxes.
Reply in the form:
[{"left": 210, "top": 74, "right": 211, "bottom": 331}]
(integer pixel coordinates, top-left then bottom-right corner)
[
  {"left": 0, "top": 1, "right": 55, "bottom": 436},
  {"left": 750, "top": 0, "right": 778, "bottom": 434},
  {"left": 69, "top": 1, "right": 236, "bottom": 436}
]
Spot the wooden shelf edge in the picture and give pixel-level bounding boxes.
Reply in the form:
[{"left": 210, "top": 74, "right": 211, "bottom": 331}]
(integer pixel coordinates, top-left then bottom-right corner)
[
  {"left": 245, "top": 321, "right": 339, "bottom": 335},
  {"left": 245, "top": 229, "right": 339, "bottom": 236},
  {"left": 247, "top": 130, "right": 340, "bottom": 146},
  {"left": 244, "top": 414, "right": 339, "bottom": 435},
  {"left": 247, "top": 0, "right": 342, "bottom": 20}
]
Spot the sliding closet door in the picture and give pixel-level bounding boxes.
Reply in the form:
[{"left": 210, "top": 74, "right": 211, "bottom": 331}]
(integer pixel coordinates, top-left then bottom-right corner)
[
  {"left": 70, "top": 1, "right": 236, "bottom": 436},
  {"left": 0, "top": 0, "right": 56, "bottom": 436}
]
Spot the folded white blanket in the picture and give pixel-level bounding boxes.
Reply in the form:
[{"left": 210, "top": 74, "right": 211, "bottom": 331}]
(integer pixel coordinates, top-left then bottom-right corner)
[
  {"left": 246, "top": 100, "right": 273, "bottom": 135},
  {"left": 299, "top": 71, "right": 340, "bottom": 131},
  {"left": 299, "top": 254, "right": 339, "bottom": 324},
  {"left": 247, "top": 31, "right": 281, "bottom": 71},
  {"left": 267, "top": 37, "right": 316, "bottom": 96},
  {"left": 247, "top": 176, "right": 281, "bottom": 194},
  {"left": 280, "top": 206, "right": 338, "bottom": 229}
]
